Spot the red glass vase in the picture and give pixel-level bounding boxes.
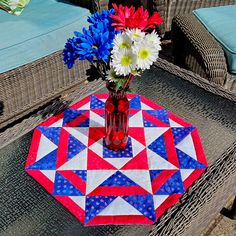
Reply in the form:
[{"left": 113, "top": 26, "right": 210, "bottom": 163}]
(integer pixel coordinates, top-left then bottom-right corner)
[{"left": 105, "top": 85, "right": 129, "bottom": 150}]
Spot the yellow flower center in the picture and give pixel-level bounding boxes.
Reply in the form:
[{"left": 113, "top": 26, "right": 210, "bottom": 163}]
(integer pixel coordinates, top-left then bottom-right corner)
[
  {"left": 133, "top": 33, "right": 141, "bottom": 38},
  {"left": 92, "top": 45, "right": 98, "bottom": 49},
  {"left": 121, "top": 55, "right": 133, "bottom": 66},
  {"left": 119, "top": 42, "right": 131, "bottom": 48},
  {"left": 138, "top": 48, "right": 150, "bottom": 60}
]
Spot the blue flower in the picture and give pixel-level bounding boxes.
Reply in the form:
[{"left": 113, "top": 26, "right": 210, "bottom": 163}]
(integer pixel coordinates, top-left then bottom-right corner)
[
  {"left": 88, "top": 9, "right": 115, "bottom": 25},
  {"left": 63, "top": 9, "right": 119, "bottom": 68},
  {"left": 63, "top": 38, "right": 79, "bottom": 69}
]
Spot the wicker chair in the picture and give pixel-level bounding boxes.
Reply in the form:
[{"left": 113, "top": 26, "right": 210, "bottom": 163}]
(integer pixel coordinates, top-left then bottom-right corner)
[
  {"left": 0, "top": 0, "right": 154, "bottom": 131},
  {"left": 172, "top": 13, "right": 236, "bottom": 93},
  {"left": 0, "top": 0, "right": 150, "bottom": 147},
  {"left": 151, "top": 0, "right": 236, "bottom": 93},
  {"left": 0, "top": 0, "right": 105, "bottom": 131},
  {"left": 153, "top": 0, "right": 236, "bottom": 33}
]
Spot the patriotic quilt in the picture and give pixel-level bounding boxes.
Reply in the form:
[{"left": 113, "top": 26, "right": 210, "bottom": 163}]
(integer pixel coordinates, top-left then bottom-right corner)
[{"left": 25, "top": 94, "right": 208, "bottom": 226}]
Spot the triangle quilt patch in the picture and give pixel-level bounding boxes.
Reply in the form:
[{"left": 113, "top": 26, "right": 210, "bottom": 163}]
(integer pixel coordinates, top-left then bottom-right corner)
[
  {"left": 129, "top": 95, "right": 141, "bottom": 109},
  {"left": 171, "top": 127, "right": 196, "bottom": 145},
  {"left": 67, "top": 134, "right": 86, "bottom": 160},
  {"left": 63, "top": 110, "right": 87, "bottom": 126},
  {"left": 100, "top": 171, "right": 139, "bottom": 186},
  {"left": 177, "top": 149, "right": 206, "bottom": 169},
  {"left": 27, "top": 149, "right": 57, "bottom": 170},
  {"left": 73, "top": 170, "right": 87, "bottom": 182},
  {"left": 85, "top": 196, "right": 116, "bottom": 223},
  {"left": 154, "top": 171, "right": 184, "bottom": 195},
  {"left": 148, "top": 135, "right": 168, "bottom": 160},
  {"left": 87, "top": 150, "right": 117, "bottom": 170},
  {"left": 143, "top": 118, "right": 158, "bottom": 127},
  {"left": 37, "top": 127, "right": 61, "bottom": 145},
  {"left": 90, "top": 95, "right": 105, "bottom": 109},
  {"left": 53, "top": 172, "right": 84, "bottom": 196},
  {"left": 146, "top": 110, "right": 169, "bottom": 125},
  {"left": 122, "top": 195, "right": 156, "bottom": 222},
  {"left": 121, "top": 149, "right": 149, "bottom": 170}
]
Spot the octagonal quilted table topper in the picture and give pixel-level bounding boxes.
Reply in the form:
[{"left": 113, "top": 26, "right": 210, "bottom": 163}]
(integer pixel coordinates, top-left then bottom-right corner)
[{"left": 25, "top": 94, "right": 208, "bottom": 226}]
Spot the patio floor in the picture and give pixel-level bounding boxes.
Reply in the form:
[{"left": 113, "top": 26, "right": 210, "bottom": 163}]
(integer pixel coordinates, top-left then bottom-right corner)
[{"left": 201, "top": 199, "right": 236, "bottom": 236}]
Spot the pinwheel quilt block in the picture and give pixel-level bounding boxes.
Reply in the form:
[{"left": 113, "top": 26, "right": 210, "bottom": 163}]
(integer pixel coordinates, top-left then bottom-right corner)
[{"left": 25, "top": 94, "right": 208, "bottom": 226}]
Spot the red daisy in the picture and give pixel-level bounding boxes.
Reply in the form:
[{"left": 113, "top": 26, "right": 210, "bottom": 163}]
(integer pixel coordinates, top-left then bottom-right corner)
[{"left": 110, "top": 4, "right": 163, "bottom": 31}]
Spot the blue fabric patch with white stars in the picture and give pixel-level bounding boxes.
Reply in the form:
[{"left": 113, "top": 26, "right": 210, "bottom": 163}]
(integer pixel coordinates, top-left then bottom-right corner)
[
  {"left": 155, "top": 171, "right": 184, "bottom": 195},
  {"left": 53, "top": 172, "right": 84, "bottom": 196},
  {"left": 146, "top": 110, "right": 169, "bottom": 124},
  {"left": 148, "top": 135, "right": 168, "bottom": 160},
  {"left": 149, "top": 170, "right": 163, "bottom": 182},
  {"left": 90, "top": 96, "right": 105, "bottom": 109},
  {"left": 100, "top": 171, "right": 138, "bottom": 186},
  {"left": 85, "top": 196, "right": 116, "bottom": 223},
  {"left": 171, "top": 127, "right": 195, "bottom": 145},
  {"left": 103, "top": 137, "right": 133, "bottom": 158},
  {"left": 73, "top": 170, "right": 87, "bottom": 182},
  {"left": 63, "top": 110, "right": 87, "bottom": 126},
  {"left": 129, "top": 95, "right": 141, "bottom": 109},
  {"left": 177, "top": 149, "right": 206, "bottom": 169},
  {"left": 122, "top": 195, "right": 156, "bottom": 221},
  {"left": 143, "top": 118, "right": 157, "bottom": 127},
  {"left": 77, "top": 118, "right": 90, "bottom": 127},
  {"left": 37, "top": 127, "right": 61, "bottom": 145},
  {"left": 67, "top": 134, "right": 86, "bottom": 160},
  {"left": 27, "top": 149, "right": 57, "bottom": 170}
]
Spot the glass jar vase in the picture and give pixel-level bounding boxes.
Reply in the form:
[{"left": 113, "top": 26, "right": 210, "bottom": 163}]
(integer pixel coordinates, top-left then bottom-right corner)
[{"left": 104, "top": 85, "right": 129, "bottom": 150}]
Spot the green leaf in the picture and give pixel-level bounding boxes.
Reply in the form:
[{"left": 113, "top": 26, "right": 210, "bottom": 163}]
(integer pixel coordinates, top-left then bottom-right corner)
[{"left": 115, "top": 79, "right": 126, "bottom": 91}]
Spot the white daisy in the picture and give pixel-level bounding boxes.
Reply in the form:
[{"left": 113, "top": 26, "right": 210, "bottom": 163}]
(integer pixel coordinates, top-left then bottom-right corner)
[
  {"left": 133, "top": 40, "right": 160, "bottom": 70},
  {"left": 126, "top": 28, "right": 145, "bottom": 43},
  {"left": 106, "top": 68, "right": 118, "bottom": 82},
  {"left": 111, "top": 48, "right": 137, "bottom": 76},
  {"left": 113, "top": 33, "right": 132, "bottom": 50},
  {"left": 145, "top": 31, "right": 162, "bottom": 51}
]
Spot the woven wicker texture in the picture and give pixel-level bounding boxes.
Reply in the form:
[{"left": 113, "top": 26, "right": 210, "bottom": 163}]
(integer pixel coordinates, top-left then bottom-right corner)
[
  {"left": 0, "top": 51, "right": 91, "bottom": 129},
  {"left": 172, "top": 14, "right": 236, "bottom": 92},
  {"left": 0, "top": 0, "right": 107, "bottom": 130},
  {"left": 1, "top": 65, "right": 236, "bottom": 236},
  {"left": 154, "top": 0, "right": 236, "bottom": 32},
  {"left": 154, "top": 59, "right": 236, "bottom": 101}
]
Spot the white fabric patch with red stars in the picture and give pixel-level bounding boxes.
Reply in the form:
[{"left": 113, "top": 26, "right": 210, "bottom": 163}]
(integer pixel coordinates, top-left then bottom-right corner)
[{"left": 25, "top": 94, "right": 208, "bottom": 226}]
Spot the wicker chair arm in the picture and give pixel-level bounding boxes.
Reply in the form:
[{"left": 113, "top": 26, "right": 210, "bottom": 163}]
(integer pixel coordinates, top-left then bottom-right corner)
[{"left": 172, "top": 14, "right": 228, "bottom": 86}]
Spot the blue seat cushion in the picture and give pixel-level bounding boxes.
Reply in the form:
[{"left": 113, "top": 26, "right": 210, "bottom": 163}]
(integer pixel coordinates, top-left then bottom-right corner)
[
  {"left": 0, "top": 0, "right": 90, "bottom": 73},
  {"left": 193, "top": 5, "right": 236, "bottom": 74}
]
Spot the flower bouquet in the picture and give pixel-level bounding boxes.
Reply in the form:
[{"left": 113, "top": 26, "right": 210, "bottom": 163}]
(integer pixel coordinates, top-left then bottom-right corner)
[{"left": 63, "top": 4, "right": 163, "bottom": 150}]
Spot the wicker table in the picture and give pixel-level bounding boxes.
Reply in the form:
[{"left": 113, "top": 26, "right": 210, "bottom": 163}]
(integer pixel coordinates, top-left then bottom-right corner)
[{"left": 0, "top": 62, "right": 236, "bottom": 236}]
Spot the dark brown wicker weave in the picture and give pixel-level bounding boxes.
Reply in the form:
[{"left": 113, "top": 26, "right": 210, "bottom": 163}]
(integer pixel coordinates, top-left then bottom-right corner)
[
  {"left": 153, "top": 0, "right": 236, "bottom": 32},
  {"left": 172, "top": 14, "right": 236, "bottom": 93}
]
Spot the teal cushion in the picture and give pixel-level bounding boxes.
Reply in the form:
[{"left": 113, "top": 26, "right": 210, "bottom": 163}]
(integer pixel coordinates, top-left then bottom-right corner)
[
  {"left": 0, "top": 0, "right": 90, "bottom": 73},
  {"left": 193, "top": 5, "right": 236, "bottom": 74}
]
